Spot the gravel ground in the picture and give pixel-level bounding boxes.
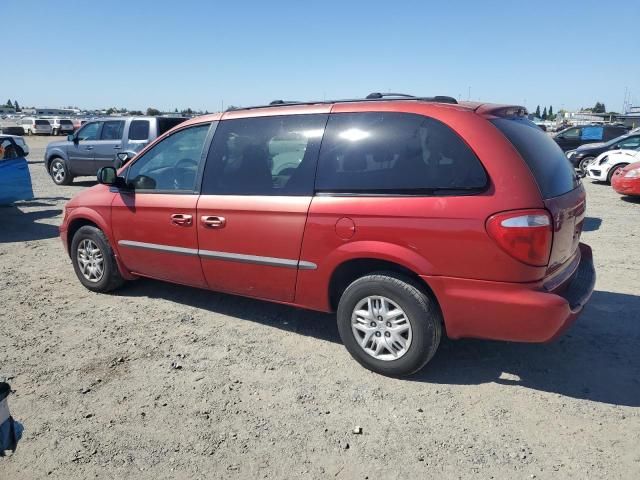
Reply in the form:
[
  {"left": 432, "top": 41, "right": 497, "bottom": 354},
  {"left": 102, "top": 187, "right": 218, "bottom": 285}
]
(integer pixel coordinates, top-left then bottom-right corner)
[{"left": 1, "top": 136, "right": 639, "bottom": 479}]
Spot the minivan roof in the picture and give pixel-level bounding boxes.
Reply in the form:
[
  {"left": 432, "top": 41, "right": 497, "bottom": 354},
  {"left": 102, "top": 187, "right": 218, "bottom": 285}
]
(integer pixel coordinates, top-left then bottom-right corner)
[{"left": 179, "top": 95, "right": 525, "bottom": 127}]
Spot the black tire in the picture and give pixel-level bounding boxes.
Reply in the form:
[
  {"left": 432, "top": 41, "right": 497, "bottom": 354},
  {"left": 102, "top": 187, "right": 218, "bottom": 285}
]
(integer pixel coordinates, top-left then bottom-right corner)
[
  {"left": 49, "top": 157, "right": 73, "bottom": 185},
  {"left": 70, "top": 226, "right": 125, "bottom": 293},
  {"left": 607, "top": 163, "right": 627, "bottom": 184},
  {"left": 578, "top": 156, "right": 594, "bottom": 175},
  {"left": 336, "top": 272, "right": 442, "bottom": 376}
]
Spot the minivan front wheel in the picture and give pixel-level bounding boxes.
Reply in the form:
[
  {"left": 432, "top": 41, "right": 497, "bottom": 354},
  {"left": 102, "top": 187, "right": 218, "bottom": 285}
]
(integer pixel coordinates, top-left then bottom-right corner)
[
  {"left": 71, "top": 226, "right": 125, "bottom": 292},
  {"left": 337, "top": 272, "right": 442, "bottom": 376},
  {"left": 50, "top": 158, "right": 73, "bottom": 185}
]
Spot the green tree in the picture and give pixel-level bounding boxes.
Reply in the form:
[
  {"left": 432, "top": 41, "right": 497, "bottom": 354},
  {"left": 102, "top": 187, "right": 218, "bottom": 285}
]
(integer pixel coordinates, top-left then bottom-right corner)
[
  {"left": 535, "top": 105, "right": 541, "bottom": 118},
  {"left": 146, "top": 107, "right": 161, "bottom": 116},
  {"left": 13, "top": 100, "right": 20, "bottom": 111},
  {"left": 542, "top": 107, "right": 547, "bottom": 120},
  {"left": 129, "top": 110, "right": 143, "bottom": 116},
  {"left": 6, "top": 99, "right": 13, "bottom": 108},
  {"left": 593, "top": 102, "right": 606, "bottom": 113},
  {"left": 548, "top": 105, "right": 553, "bottom": 120}
]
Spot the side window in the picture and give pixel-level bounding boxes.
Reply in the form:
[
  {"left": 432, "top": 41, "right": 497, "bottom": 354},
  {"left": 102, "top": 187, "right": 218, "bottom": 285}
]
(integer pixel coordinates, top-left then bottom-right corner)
[
  {"left": 125, "top": 124, "right": 211, "bottom": 192},
  {"left": 77, "top": 122, "right": 101, "bottom": 141},
  {"left": 581, "top": 126, "right": 603, "bottom": 141},
  {"left": 562, "top": 127, "right": 581, "bottom": 139},
  {"left": 617, "top": 136, "right": 640, "bottom": 149},
  {"left": 316, "top": 112, "right": 487, "bottom": 193},
  {"left": 128, "top": 120, "right": 150, "bottom": 141},
  {"left": 201, "top": 114, "right": 327, "bottom": 196},
  {"left": 100, "top": 121, "right": 124, "bottom": 140}
]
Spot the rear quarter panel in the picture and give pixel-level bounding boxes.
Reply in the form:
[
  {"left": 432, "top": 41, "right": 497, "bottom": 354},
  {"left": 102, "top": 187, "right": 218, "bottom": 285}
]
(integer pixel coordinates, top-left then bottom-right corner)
[{"left": 295, "top": 103, "right": 546, "bottom": 311}]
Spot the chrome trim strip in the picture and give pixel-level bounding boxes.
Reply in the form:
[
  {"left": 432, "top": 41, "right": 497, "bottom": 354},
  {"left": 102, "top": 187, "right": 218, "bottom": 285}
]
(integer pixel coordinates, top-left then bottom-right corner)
[
  {"left": 118, "top": 240, "right": 198, "bottom": 257},
  {"left": 199, "top": 249, "right": 299, "bottom": 268},
  {"left": 118, "top": 240, "right": 317, "bottom": 270}
]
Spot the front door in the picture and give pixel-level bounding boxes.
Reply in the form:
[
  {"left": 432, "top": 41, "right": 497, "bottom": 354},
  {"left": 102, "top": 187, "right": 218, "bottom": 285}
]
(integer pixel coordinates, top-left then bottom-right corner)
[
  {"left": 68, "top": 121, "right": 102, "bottom": 175},
  {"left": 93, "top": 120, "right": 125, "bottom": 170},
  {"left": 197, "top": 113, "right": 327, "bottom": 302},
  {"left": 111, "top": 122, "right": 213, "bottom": 287}
]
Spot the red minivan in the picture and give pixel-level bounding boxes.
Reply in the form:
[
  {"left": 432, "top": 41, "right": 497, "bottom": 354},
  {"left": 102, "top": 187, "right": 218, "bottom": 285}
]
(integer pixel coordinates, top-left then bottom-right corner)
[{"left": 60, "top": 94, "right": 595, "bottom": 376}]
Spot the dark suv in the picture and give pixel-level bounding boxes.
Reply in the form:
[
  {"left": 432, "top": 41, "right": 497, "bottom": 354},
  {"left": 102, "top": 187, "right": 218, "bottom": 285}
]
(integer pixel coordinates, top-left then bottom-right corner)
[
  {"left": 553, "top": 124, "right": 628, "bottom": 152},
  {"left": 567, "top": 132, "right": 640, "bottom": 173},
  {"left": 60, "top": 94, "right": 595, "bottom": 376}
]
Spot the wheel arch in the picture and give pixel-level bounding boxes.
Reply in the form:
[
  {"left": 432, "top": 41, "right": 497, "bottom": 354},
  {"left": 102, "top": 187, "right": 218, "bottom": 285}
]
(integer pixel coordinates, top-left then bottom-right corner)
[{"left": 327, "top": 257, "right": 440, "bottom": 313}]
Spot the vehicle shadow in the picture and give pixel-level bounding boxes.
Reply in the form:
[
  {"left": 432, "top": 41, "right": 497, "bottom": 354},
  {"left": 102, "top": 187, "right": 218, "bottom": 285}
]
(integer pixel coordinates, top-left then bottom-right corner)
[
  {"left": 120, "top": 280, "right": 639, "bottom": 406},
  {"left": 70, "top": 180, "right": 97, "bottom": 188},
  {"left": 0, "top": 207, "right": 62, "bottom": 243},
  {"left": 583, "top": 216, "right": 602, "bottom": 231},
  {"left": 412, "top": 290, "right": 640, "bottom": 407},
  {"left": 121, "top": 279, "right": 340, "bottom": 345},
  {"left": 620, "top": 195, "right": 640, "bottom": 204}
]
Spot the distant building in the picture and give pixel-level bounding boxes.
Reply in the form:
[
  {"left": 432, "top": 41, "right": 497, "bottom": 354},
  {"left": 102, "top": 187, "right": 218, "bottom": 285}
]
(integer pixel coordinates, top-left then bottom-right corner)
[{"left": 32, "top": 107, "right": 78, "bottom": 116}]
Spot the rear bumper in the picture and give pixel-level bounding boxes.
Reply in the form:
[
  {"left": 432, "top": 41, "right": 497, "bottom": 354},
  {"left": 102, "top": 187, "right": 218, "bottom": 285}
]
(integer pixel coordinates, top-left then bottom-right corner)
[
  {"left": 425, "top": 243, "right": 595, "bottom": 342},
  {"left": 611, "top": 175, "right": 640, "bottom": 196}
]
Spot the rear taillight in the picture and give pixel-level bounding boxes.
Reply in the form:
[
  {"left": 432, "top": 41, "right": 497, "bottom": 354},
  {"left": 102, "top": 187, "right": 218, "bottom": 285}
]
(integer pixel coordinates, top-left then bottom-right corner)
[{"left": 486, "top": 209, "right": 552, "bottom": 267}]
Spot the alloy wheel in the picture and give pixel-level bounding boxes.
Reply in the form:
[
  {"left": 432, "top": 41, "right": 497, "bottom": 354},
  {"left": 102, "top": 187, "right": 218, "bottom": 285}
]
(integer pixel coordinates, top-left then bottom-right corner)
[
  {"left": 51, "top": 161, "right": 65, "bottom": 184},
  {"left": 351, "top": 295, "right": 413, "bottom": 361},
  {"left": 77, "top": 239, "right": 105, "bottom": 282}
]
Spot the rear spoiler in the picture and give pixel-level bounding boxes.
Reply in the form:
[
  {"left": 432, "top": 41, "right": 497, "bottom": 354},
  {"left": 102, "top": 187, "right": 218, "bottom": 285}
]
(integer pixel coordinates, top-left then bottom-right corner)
[{"left": 473, "top": 103, "right": 528, "bottom": 118}]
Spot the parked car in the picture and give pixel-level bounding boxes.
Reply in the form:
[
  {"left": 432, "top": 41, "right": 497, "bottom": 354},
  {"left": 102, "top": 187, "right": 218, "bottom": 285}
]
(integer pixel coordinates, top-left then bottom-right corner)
[
  {"left": 566, "top": 132, "right": 640, "bottom": 173},
  {"left": 60, "top": 95, "right": 595, "bottom": 376},
  {"left": 0, "top": 134, "right": 29, "bottom": 156},
  {"left": 586, "top": 147, "right": 640, "bottom": 183},
  {"left": 44, "top": 116, "right": 187, "bottom": 185},
  {"left": 611, "top": 161, "right": 640, "bottom": 197},
  {"left": 18, "top": 117, "right": 53, "bottom": 136},
  {"left": 553, "top": 124, "right": 628, "bottom": 152},
  {"left": 47, "top": 118, "right": 75, "bottom": 136},
  {"left": 0, "top": 137, "right": 33, "bottom": 205}
]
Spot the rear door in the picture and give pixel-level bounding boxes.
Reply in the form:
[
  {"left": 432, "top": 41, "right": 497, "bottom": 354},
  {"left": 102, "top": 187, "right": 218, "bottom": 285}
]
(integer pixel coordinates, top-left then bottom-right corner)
[
  {"left": 491, "top": 117, "right": 585, "bottom": 274},
  {"left": 197, "top": 113, "right": 327, "bottom": 302},
  {"left": 111, "top": 122, "right": 214, "bottom": 287},
  {"left": 68, "top": 121, "right": 102, "bottom": 175},
  {"left": 555, "top": 127, "right": 581, "bottom": 151},
  {"left": 93, "top": 120, "right": 125, "bottom": 170}
]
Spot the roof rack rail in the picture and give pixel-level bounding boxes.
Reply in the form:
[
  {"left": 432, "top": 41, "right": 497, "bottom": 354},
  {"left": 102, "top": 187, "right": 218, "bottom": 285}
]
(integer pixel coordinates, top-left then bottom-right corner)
[
  {"left": 226, "top": 94, "right": 458, "bottom": 112},
  {"left": 365, "top": 92, "right": 416, "bottom": 99}
]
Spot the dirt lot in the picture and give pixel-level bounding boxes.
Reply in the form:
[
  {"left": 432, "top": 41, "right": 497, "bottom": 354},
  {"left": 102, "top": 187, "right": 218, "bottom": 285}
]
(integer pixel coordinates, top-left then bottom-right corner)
[{"left": 1, "top": 135, "right": 639, "bottom": 479}]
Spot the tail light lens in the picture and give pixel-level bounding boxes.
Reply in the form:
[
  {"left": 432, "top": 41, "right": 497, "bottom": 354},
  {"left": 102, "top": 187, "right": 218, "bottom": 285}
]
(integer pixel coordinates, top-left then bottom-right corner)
[{"left": 486, "top": 209, "right": 553, "bottom": 266}]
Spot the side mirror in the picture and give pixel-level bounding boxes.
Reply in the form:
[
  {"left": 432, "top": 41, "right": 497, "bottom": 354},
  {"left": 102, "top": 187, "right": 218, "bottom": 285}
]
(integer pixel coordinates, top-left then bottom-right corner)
[
  {"left": 115, "top": 152, "right": 133, "bottom": 168},
  {"left": 97, "top": 166, "right": 118, "bottom": 185},
  {"left": 97, "top": 166, "right": 128, "bottom": 189}
]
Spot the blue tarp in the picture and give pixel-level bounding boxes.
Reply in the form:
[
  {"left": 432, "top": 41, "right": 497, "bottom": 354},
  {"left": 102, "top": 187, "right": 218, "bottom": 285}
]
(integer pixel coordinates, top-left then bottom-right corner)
[{"left": 0, "top": 158, "right": 34, "bottom": 205}]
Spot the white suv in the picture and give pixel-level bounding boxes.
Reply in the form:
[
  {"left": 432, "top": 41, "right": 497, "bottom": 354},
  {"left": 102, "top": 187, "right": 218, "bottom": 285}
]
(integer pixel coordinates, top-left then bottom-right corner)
[{"left": 19, "top": 117, "right": 53, "bottom": 135}]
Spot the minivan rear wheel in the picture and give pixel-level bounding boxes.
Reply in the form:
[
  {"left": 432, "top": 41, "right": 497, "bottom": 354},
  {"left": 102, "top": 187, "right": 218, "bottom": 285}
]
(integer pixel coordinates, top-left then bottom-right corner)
[
  {"left": 50, "top": 158, "right": 73, "bottom": 185},
  {"left": 71, "top": 226, "right": 125, "bottom": 292},
  {"left": 337, "top": 272, "right": 442, "bottom": 376}
]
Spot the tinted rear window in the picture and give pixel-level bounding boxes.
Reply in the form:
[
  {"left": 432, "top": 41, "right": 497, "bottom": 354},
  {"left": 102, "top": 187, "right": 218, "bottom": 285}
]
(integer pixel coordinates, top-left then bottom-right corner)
[
  {"left": 491, "top": 117, "right": 578, "bottom": 198},
  {"left": 128, "top": 120, "right": 150, "bottom": 140},
  {"left": 157, "top": 117, "right": 187, "bottom": 136},
  {"left": 317, "top": 112, "right": 487, "bottom": 194},
  {"left": 60, "top": 120, "right": 73, "bottom": 125},
  {"left": 35, "top": 120, "right": 50, "bottom": 125}
]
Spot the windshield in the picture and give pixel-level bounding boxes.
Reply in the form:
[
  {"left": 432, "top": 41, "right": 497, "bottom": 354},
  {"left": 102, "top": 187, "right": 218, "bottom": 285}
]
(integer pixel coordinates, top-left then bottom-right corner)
[{"left": 35, "top": 120, "right": 50, "bottom": 126}]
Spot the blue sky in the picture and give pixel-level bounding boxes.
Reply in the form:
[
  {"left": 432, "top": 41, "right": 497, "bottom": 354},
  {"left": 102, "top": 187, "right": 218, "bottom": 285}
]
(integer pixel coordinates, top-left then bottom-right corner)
[{"left": 4, "top": 0, "right": 639, "bottom": 113}]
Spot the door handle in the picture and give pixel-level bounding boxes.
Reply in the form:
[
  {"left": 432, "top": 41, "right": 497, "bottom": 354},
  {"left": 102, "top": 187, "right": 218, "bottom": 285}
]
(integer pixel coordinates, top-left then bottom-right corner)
[
  {"left": 85, "top": 146, "right": 93, "bottom": 150},
  {"left": 114, "top": 146, "right": 121, "bottom": 150},
  {"left": 171, "top": 214, "right": 193, "bottom": 226},
  {"left": 201, "top": 215, "right": 226, "bottom": 228}
]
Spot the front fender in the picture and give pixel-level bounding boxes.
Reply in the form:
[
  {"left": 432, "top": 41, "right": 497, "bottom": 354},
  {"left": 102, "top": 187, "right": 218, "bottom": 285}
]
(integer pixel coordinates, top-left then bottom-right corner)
[{"left": 45, "top": 147, "right": 68, "bottom": 168}]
